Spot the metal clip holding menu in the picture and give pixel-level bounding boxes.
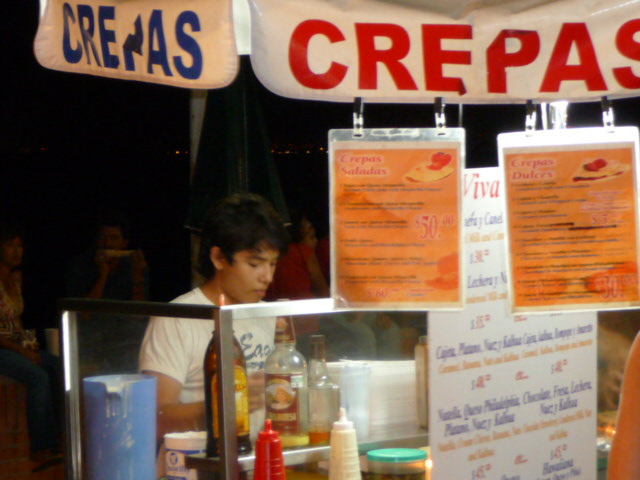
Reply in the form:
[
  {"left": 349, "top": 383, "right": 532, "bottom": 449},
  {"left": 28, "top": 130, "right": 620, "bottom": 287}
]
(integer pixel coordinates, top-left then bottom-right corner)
[
  {"left": 498, "top": 126, "right": 640, "bottom": 313},
  {"left": 329, "top": 128, "right": 465, "bottom": 310}
]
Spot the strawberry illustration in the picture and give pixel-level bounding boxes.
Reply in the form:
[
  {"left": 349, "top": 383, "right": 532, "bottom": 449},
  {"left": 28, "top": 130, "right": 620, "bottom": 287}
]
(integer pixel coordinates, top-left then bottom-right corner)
[
  {"left": 428, "top": 152, "right": 452, "bottom": 171},
  {"left": 583, "top": 158, "right": 607, "bottom": 172}
]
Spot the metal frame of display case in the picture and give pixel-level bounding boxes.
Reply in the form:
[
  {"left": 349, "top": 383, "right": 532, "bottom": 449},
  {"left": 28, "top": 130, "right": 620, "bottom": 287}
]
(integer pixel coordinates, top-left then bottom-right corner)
[{"left": 59, "top": 297, "right": 368, "bottom": 480}]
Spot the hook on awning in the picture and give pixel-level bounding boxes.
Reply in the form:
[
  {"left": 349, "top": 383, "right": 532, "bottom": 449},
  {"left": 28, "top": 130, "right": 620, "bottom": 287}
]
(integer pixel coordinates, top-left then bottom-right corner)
[
  {"left": 525, "top": 100, "right": 537, "bottom": 136},
  {"left": 353, "top": 97, "right": 364, "bottom": 137},
  {"left": 434, "top": 97, "right": 446, "bottom": 134},
  {"left": 601, "top": 96, "right": 615, "bottom": 132}
]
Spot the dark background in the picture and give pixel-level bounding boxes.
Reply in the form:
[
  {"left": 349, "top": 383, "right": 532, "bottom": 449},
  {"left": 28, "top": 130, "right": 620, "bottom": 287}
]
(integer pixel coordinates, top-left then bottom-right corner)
[{"left": 3, "top": 1, "right": 640, "bottom": 330}]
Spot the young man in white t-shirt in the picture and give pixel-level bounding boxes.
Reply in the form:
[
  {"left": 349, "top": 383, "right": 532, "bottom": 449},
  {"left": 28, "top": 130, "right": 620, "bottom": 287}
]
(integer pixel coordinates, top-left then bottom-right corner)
[{"left": 139, "top": 193, "right": 289, "bottom": 443}]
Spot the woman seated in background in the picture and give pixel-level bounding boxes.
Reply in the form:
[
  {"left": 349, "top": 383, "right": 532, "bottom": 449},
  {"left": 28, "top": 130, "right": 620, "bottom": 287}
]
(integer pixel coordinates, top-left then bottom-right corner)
[
  {"left": 266, "top": 208, "right": 329, "bottom": 301},
  {"left": 0, "top": 222, "right": 62, "bottom": 467}
]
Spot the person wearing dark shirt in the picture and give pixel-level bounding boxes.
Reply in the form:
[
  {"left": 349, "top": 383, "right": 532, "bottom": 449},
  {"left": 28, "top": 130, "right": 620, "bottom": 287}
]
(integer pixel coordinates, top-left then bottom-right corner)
[{"left": 65, "top": 211, "right": 148, "bottom": 300}]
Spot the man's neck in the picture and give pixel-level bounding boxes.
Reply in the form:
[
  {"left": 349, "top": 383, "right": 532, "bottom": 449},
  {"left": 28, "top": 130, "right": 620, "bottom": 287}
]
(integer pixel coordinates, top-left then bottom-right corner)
[{"left": 199, "top": 276, "right": 226, "bottom": 305}]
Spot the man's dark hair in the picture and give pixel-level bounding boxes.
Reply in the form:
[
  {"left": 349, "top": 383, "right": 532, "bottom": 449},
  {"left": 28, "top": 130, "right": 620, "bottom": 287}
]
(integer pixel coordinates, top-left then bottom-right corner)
[
  {"left": 0, "top": 222, "right": 25, "bottom": 243},
  {"left": 197, "top": 193, "right": 289, "bottom": 279},
  {"left": 94, "top": 209, "right": 131, "bottom": 239}
]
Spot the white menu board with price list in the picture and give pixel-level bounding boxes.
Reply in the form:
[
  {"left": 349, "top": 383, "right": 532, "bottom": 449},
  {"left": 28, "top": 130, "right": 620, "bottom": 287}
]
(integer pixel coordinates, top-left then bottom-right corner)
[{"left": 429, "top": 167, "right": 597, "bottom": 480}]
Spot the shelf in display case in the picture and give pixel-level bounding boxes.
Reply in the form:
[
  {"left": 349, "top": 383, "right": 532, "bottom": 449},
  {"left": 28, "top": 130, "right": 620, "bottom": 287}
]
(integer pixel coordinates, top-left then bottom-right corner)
[{"left": 185, "top": 422, "right": 428, "bottom": 473}]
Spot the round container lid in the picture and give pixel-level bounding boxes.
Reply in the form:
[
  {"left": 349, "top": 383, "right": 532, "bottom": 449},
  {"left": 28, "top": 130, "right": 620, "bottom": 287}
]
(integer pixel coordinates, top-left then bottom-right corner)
[{"left": 367, "top": 448, "right": 428, "bottom": 463}]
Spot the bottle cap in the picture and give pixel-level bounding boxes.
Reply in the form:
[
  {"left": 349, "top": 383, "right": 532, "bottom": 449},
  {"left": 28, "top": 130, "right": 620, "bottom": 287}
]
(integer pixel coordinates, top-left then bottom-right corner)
[
  {"left": 274, "top": 316, "right": 296, "bottom": 343},
  {"left": 332, "top": 407, "right": 353, "bottom": 432}
]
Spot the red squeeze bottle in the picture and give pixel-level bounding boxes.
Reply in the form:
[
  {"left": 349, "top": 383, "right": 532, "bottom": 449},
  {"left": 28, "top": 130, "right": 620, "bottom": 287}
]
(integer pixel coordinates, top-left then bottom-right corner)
[{"left": 254, "top": 419, "right": 287, "bottom": 480}]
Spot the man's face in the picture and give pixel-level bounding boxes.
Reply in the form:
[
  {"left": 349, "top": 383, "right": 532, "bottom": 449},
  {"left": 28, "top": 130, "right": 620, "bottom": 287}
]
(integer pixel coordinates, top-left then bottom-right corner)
[
  {"left": 213, "top": 246, "right": 279, "bottom": 304},
  {"left": 97, "top": 226, "right": 128, "bottom": 250}
]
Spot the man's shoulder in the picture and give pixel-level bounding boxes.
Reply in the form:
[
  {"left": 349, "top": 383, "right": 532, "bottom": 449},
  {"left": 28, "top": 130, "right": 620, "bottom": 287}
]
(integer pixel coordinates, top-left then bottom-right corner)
[{"left": 170, "top": 287, "right": 213, "bottom": 306}]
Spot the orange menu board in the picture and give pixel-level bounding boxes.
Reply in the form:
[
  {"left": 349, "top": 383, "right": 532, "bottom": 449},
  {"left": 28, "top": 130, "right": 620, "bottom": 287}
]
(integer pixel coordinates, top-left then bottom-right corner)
[
  {"left": 499, "top": 127, "right": 640, "bottom": 312},
  {"left": 329, "top": 129, "right": 463, "bottom": 309}
]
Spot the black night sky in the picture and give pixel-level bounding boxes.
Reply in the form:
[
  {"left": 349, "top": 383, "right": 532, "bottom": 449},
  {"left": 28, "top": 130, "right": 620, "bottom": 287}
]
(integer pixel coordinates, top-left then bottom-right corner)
[{"left": 3, "top": 1, "right": 640, "bottom": 331}]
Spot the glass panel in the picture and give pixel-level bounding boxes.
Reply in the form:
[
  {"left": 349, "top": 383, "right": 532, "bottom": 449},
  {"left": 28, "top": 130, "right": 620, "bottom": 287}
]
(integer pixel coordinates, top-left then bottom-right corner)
[
  {"left": 294, "top": 311, "right": 427, "bottom": 361},
  {"left": 60, "top": 298, "right": 429, "bottom": 479}
]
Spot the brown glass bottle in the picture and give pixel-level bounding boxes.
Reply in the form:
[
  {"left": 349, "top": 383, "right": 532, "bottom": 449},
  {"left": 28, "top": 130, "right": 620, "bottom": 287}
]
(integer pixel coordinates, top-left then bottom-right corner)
[{"left": 204, "top": 329, "right": 252, "bottom": 457}]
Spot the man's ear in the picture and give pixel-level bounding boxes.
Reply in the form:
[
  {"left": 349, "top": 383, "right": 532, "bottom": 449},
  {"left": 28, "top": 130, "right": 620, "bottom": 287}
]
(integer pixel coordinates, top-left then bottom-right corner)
[{"left": 210, "top": 246, "right": 226, "bottom": 270}]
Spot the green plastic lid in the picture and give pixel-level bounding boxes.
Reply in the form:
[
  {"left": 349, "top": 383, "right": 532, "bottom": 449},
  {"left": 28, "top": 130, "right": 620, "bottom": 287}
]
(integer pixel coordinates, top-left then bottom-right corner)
[{"left": 367, "top": 448, "right": 428, "bottom": 463}]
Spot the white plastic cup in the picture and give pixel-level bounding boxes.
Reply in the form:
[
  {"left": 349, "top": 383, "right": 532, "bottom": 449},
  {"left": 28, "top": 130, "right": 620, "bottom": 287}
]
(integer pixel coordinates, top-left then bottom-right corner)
[
  {"left": 339, "top": 362, "right": 371, "bottom": 439},
  {"left": 45, "top": 328, "right": 60, "bottom": 356},
  {"left": 165, "top": 431, "right": 206, "bottom": 480}
]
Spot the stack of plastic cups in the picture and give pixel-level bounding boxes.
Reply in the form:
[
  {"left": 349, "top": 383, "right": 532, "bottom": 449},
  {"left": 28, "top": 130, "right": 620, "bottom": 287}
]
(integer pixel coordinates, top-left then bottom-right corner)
[
  {"left": 329, "top": 408, "right": 362, "bottom": 480},
  {"left": 255, "top": 420, "right": 287, "bottom": 480}
]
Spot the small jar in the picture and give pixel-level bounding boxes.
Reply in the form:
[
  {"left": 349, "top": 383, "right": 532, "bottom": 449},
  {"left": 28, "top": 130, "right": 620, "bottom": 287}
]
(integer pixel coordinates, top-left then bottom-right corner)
[{"left": 366, "top": 448, "right": 427, "bottom": 480}]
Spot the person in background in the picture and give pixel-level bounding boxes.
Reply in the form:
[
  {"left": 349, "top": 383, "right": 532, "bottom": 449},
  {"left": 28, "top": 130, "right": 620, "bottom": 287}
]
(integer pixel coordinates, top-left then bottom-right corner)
[
  {"left": 139, "top": 193, "right": 290, "bottom": 445},
  {"left": 315, "top": 234, "right": 330, "bottom": 287},
  {"left": 0, "top": 222, "right": 62, "bottom": 469},
  {"left": 266, "top": 208, "right": 329, "bottom": 301},
  {"left": 65, "top": 210, "right": 150, "bottom": 375},
  {"left": 65, "top": 209, "right": 148, "bottom": 300}
]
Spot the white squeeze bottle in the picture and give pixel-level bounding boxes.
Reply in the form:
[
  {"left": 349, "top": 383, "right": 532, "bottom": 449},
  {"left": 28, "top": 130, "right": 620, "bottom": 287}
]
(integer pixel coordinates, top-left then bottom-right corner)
[{"left": 329, "top": 408, "right": 362, "bottom": 480}]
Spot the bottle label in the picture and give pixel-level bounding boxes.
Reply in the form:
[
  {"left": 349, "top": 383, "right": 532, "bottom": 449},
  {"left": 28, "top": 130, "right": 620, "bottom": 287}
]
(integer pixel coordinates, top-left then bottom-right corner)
[
  {"left": 212, "top": 365, "right": 250, "bottom": 437},
  {"left": 265, "top": 373, "right": 303, "bottom": 434}
]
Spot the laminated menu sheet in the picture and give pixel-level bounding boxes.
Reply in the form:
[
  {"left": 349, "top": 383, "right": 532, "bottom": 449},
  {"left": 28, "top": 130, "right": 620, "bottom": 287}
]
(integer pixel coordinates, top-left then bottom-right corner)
[
  {"left": 430, "top": 168, "right": 597, "bottom": 480},
  {"left": 329, "top": 128, "right": 464, "bottom": 309},
  {"left": 499, "top": 127, "right": 640, "bottom": 313}
]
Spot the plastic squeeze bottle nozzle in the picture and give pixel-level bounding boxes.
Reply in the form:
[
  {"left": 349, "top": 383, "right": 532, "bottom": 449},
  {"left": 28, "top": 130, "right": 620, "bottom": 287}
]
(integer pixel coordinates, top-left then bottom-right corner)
[{"left": 329, "top": 408, "right": 362, "bottom": 480}]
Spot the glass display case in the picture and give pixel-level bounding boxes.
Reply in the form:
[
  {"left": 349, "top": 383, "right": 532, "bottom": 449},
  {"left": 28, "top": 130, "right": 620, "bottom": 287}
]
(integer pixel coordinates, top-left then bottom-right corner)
[
  {"left": 59, "top": 297, "right": 621, "bottom": 479},
  {"left": 59, "top": 297, "right": 428, "bottom": 480}
]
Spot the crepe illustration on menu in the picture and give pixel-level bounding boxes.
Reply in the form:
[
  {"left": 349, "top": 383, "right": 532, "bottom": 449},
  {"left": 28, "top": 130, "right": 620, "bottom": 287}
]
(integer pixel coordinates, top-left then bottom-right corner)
[
  {"left": 572, "top": 157, "right": 630, "bottom": 183},
  {"left": 404, "top": 152, "right": 454, "bottom": 183},
  {"left": 426, "top": 252, "right": 459, "bottom": 290}
]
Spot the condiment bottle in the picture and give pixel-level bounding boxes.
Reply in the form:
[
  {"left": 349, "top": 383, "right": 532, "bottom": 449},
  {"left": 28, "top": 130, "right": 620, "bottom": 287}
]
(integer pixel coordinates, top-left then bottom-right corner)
[
  {"left": 204, "top": 296, "right": 252, "bottom": 457},
  {"left": 415, "top": 335, "right": 429, "bottom": 429},
  {"left": 329, "top": 408, "right": 361, "bottom": 480},
  {"left": 265, "top": 316, "right": 309, "bottom": 448},
  {"left": 308, "top": 334, "right": 340, "bottom": 445},
  {"left": 254, "top": 419, "right": 287, "bottom": 480}
]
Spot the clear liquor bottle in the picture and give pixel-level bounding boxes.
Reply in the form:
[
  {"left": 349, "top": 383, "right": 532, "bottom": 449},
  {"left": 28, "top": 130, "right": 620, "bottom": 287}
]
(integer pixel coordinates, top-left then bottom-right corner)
[
  {"left": 308, "top": 334, "right": 340, "bottom": 445},
  {"left": 264, "top": 316, "right": 309, "bottom": 448}
]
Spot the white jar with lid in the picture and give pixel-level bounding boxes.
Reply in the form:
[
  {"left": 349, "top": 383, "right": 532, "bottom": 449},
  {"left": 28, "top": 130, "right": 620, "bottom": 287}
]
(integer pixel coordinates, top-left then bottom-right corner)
[
  {"left": 165, "top": 431, "right": 206, "bottom": 480},
  {"left": 366, "top": 448, "right": 427, "bottom": 480}
]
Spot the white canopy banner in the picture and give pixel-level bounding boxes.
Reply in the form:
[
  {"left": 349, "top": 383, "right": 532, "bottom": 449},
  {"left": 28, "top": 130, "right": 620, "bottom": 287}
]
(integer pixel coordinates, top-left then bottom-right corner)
[
  {"left": 249, "top": 0, "right": 640, "bottom": 103},
  {"left": 34, "top": 0, "right": 239, "bottom": 89}
]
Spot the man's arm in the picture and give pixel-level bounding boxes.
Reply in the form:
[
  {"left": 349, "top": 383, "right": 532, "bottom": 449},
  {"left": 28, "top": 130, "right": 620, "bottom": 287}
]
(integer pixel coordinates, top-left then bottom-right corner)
[
  {"left": 130, "top": 249, "right": 148, "bottom": 300},
  {"left": 143, "top": 370, "right": 205, "bottom": 444}
]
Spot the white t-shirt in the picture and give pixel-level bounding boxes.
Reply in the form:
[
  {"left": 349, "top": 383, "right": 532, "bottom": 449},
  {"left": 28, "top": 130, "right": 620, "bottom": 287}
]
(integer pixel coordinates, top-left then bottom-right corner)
[{"left": 139, "top": 287, "right": 276, "bottom": 404}]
